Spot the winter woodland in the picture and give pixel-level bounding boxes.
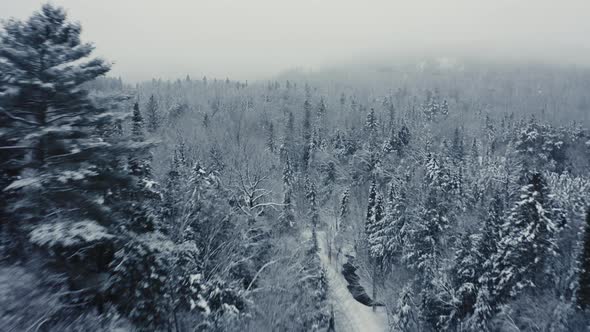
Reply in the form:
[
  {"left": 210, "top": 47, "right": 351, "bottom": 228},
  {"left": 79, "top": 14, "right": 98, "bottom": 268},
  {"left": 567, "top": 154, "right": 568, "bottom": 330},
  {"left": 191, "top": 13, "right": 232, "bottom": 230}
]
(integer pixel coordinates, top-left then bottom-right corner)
[{"left": 1, "top": 4, "right": 590, "bottom": 332}]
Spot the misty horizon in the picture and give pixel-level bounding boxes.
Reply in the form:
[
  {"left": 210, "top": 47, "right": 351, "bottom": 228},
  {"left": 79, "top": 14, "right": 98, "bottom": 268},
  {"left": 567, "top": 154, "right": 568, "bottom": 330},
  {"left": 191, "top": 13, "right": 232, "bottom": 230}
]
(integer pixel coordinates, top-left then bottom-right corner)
[{"left": 2, "top": 0, "right": 590, "bottom": 82}]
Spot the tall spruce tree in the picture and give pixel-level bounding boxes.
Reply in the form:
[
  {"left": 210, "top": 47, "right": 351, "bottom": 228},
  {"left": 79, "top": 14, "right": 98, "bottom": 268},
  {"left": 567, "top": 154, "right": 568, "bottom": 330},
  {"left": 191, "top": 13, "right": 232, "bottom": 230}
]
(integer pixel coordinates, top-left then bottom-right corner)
[
  {"left": 145, "top": 94, "right": 159, "bottom": 133},
  {"left": 306, "top": 177, "right": 319, "bottom": 230},
  {"left": 0, "top": 3, "right": 155, "bottom": 312},
  {"left": 491, "top": 172, "right": 559, "bottom": 302},
  {"left": 266, "top": 121, "right": 275, "bottom": 153},
  {"left": 384, "top": 181, "right": 406, "bottom": 261},
  {"left": 366, "top": 178, "right": 378, "bottom": 233},
  {"left": 279, "top": 156, "right": 295, "bottom": 229},
  {"left": 577, "top": 208, "right": 590, "bottom": 309},
  {"left": 338, "top": 188, "right": 350, "bottom": 231},
  {"left": 367, "top": 194, "right": 386, "bottom": 260},
  {"left": 1, "top": 4, "right": 130, "bottom": 255}
]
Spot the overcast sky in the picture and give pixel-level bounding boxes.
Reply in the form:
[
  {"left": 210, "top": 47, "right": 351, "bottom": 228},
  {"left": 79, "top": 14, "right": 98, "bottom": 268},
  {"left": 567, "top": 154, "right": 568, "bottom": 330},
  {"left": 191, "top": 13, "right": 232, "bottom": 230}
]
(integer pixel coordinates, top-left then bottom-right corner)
[{"left": 2, "top": 0, "right": 590, "bottom": 82}]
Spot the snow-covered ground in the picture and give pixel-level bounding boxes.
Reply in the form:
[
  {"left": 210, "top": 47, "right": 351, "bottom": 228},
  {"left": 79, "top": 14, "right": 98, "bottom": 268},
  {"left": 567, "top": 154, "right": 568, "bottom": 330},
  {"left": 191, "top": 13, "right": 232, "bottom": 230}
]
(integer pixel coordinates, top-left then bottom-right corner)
[{"left": 317, "top": 231, "right": 388, "bottom": 332}]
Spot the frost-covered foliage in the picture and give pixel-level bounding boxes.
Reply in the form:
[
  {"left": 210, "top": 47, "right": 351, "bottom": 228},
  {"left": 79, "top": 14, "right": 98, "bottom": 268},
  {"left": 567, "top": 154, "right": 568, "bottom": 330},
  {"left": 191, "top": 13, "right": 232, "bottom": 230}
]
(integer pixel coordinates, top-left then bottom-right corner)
[
  {"left": 392, "top": 285, "right": 419, "bottom": 331},
  {"left": 30, "top": 219, "right": 114, "bottom": 248},
  {"left": 491, "top": 173, "right": 559, "bottom": 302}
]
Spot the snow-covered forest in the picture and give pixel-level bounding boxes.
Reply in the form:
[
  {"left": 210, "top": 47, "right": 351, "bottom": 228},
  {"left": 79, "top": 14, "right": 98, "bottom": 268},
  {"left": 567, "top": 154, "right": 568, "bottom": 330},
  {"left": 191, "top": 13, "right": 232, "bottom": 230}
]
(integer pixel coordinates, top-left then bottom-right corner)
[{"left": 2, "top": 4, "right": 590, "bottom": 332}]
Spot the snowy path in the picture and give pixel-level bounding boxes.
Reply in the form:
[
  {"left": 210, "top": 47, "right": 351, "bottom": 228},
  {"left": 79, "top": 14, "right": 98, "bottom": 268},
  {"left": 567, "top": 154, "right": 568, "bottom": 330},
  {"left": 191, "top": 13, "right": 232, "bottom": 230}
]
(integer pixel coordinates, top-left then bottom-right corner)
[{"left": 317, "top": 231, "right": 388, "bottom": 332}]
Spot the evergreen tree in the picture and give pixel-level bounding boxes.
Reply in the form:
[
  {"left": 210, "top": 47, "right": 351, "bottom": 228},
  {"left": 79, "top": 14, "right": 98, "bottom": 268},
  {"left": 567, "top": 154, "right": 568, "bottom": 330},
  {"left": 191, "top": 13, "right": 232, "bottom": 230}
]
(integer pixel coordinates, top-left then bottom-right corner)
[
  {"left": 399, "top": 124, "right": 411, "bottom": 146},
  {"left": 364, "top": 108, "right": 378, "bottom": 147},
  {"left": 266, "top": 121, "right": 275, "bottom": 153},
  {"left": 470, "top": 138, "right": 480, "bottom": 166},
  {"left": 452, "top": 233, "right": 479, "bottom": 319},
  {"left": 451, "top": 127, "right": 465, "bottom": 163},
  {"left": 477, "top": 197, "right": 504, "bottom": 288},
  {"left": 279, "top": 156, "right": 295, "bottom": 229},
  {"left": 577, "top": 208, "right": 590, "bottom": 309},
  {"left": 491, "top": 172, "right": 559, "bottom": 302},
  {"left": 303, "top": 99, "right": 312, "bottom": 142},
  {"left": 366, "top": 178, "right": 378, "bottom": 222},
  {"left": 162, "top": 151, "right": 182, "bottom": 225},
  {"left": 466, "top": 286, "right": 493, "bottom": 332},
  {"left": 392, "top": 285, "right": 419, "bottom": 332},
  {"left": 338, "top": 189, "right": 350, "bottom": 231},
  {"left": 441, "top": 99, "right": 449, "bottom": 117},
  {"left": 306, "top": 177, "right": 319, "bottom": 230},
  {"left": 129, "top": 101, "right": 151, "bottom": 177},
  {"left": 367, "top": 194, "right": 386, "bottom": 260},
  {"left": 339, "top": 93, "right": 346, "bottom": 110},
  {"left": 386, "top": 97, "right": 396, "bottom": 128},
  {"left": 0, "top": 3, "right": 156, "bottom": 315},
  {"left": 406, "top": 188, "right": 447, "bottom": 276},
  {"left": 317, "top": 97, "right": 327, "bottom": 119},
  {"left": 145, "top": 94, "right": 159, "bottom": 133}
]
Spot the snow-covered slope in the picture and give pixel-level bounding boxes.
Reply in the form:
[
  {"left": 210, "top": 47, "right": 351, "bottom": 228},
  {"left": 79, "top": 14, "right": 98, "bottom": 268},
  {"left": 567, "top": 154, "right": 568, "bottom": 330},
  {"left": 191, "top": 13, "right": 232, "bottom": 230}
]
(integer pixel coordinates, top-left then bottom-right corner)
[{"left": 317, "top": 231, "right": 388, "bottom": 332}]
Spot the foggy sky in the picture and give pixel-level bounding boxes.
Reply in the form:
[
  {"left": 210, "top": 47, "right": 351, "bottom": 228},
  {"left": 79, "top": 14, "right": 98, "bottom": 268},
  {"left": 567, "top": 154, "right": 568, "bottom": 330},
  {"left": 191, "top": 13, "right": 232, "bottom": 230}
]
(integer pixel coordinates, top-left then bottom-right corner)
[{"left": 2, "top": 0, "right": 590, "bottom": 82}]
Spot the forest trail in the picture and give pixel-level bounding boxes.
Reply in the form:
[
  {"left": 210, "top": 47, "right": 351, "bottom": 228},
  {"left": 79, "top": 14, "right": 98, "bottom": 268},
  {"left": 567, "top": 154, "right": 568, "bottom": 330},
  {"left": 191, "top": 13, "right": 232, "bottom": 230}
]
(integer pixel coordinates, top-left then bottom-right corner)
[{"left": 317, "top": 231, "right": 388, "bottom": 332}]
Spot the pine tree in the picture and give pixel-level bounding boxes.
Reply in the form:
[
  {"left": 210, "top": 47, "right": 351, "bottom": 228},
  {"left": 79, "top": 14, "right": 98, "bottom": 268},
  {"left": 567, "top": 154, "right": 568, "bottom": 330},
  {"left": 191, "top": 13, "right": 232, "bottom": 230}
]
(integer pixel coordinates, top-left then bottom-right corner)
[
  {"left": 316, "top": 97, "right": 327, "bottom": 148},
  {"left": 366, "top": 178, "right": 378, "bottom": 222},
  {"left": 477, "top": 197, "right": 504, "bottom": 289},
  {"left": 470, "top": 138, "right": 480, "bottom": 167},
  {"left": 317, "top": 97, "right": 327, "bottom": 119},
  {"left": 392, "top": 285, "right": 419, "bottom": 332},
  {"left": 0, "top": 4, "right": 133, "bottom": 248},
  {"left": 364, "top": 108, "right": 378, "bottom": 147},
  {"left": 145, "top": 94, "right": 159, "bottom": 133},
  {"left": 365, "top": 191, "right": 385, "bottom": 312},
  {"left": 383, "top": 181, "right": 406, "bottom": 260},
  {"left": 441, "top": 99, "right": 449, "bottom": 117},
  {"left": 303, "top": 99, "right": 312, "bottom": 142},
  {"left": 451, "top": 127, "right": 465, "bottom": 163},
  {"left": 302, "top": 99, "right": 313, "bottom": 171},
  {"left": 162, "top": 151, "right": 182, "bottom": 224},
  {"left": 577, "top": 208, "right": 590, "bottom": 309},
  {"left": 386, "top": 97, "right": 396, "bottom": 128},
  {"left": 367, "top": 194, "right": 386, "bottom": 260},
  {"left": 399, "top": 124, "right": 411, "bottom": 146},
  {"left": 491, "top": 172, "right": 559, "bottom": 302},
  {"left": 279, "top": 156, "right": 295, "bottom": 229},
  {"left": 452, "top": 233, "right": 479, "bottom": 319},
  {"left": 405, "top": 160, "right": 452, "bottom": 279},
  {"left": 338, "top": 189, "right": 350, "bottom": 231},
  {"left": 0, "top": 3, "right": 157, "bottom": 314},
  {"left": 306, "top": 177, "right": 319, "bottom": 230},
  {"left": 466, "top": 285, "right": 493, "bottom": 332},
  {"left": 129, "top": 101, "right": 151, "bottom": 177},
  {"left": 266, "top": 121, "right": 275, "bottom": 153}
]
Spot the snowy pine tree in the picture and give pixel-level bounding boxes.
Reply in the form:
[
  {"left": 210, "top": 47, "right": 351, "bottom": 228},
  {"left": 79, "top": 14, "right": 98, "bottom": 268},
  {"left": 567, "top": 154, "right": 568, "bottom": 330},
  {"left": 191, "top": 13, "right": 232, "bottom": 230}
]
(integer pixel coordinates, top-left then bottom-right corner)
[
  {"left": 466, "top": 285, "right": 494, "bottom": 332},
  {"left": 384, "top": 181, "right": 407, "bottom": 261},
  {"left": 266, "top": 121, "right": 276, "bottom": 153},
  {"left": 366, "top": 178, "right": 378, "bottom": 224},
  {"left": 306, "top": 177, "right": 319, "bottom": 229},
  {"left": 279, "top": 156, "right": 295, "bottom": 229},
  {"left": 452, "top": 233, "right": 479, "bottom": 319},
  {"left": 145, "top": 94, "right": 159, "bottom": 133},
  {"left": 577, "top": 208, "right": 590, "bottom": 309},
  {"left": 491, "top": 172, "right": 559, "bottom": 302},
  {"left": 0, "top": 3, "right": 158, "bottom": 316},
  {"left": 367, "top": 194, "right": 386, "bottom": 260},
  {"left": 392, "top": 285, "right": 419, "bottom": 332}
]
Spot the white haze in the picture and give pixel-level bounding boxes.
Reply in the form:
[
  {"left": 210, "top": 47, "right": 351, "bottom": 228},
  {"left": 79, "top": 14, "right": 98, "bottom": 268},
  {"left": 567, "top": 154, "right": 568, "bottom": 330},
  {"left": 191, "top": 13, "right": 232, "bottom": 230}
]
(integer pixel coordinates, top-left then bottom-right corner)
[{"left": 2, "top": 0, "right": 590, "bottom": 82}]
